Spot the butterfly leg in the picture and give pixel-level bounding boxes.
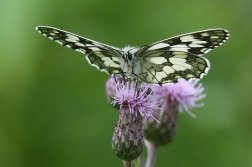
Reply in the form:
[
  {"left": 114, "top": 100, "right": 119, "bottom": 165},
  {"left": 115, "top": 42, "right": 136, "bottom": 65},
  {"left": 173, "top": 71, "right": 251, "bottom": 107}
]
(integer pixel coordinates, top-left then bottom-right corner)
[
  {"left": 113, "top": 72, "right": 127, "bottom": 83},
  {"left": 132, "top": 72, "right": 148, "bottom": 84},
  {"left": 131, "top": 72, "right": 148, "bottom": 96}
]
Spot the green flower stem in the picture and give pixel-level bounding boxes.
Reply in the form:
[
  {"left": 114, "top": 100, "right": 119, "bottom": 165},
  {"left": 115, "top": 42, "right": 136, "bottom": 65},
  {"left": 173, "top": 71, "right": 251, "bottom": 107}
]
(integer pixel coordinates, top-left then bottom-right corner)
[
  {"left": 145, "top": 141, "right": 157, "bottom": 167},
  {"left": 123, "top": 161, "right": 132, "bottom": 167},
  {"left": 138, "top": 154, "right": 145, "bottom": 167}
]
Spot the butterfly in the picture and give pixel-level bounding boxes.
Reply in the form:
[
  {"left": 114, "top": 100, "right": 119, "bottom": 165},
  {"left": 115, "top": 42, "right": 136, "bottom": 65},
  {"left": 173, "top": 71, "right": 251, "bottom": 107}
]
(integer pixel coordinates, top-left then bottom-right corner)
[{"left": 36, "top": 26, "right": 229, "bottom": 85}]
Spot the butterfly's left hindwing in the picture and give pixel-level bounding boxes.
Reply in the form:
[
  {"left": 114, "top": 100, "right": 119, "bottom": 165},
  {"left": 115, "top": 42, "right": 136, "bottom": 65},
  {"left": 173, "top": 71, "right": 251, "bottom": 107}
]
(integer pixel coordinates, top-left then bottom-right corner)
[
  {"left": 135, "top": 49, "right": 209, "bottom": 85},
  {"left": 36, "top": 26, "right": 122, "bottom": 75}
]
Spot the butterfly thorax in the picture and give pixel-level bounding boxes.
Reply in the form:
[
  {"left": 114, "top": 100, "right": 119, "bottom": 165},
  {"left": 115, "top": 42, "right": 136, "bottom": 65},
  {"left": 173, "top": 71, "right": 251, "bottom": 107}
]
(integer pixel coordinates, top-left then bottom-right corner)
[{"left": 121, "top": 46, "right": 141, "bottom": 79}]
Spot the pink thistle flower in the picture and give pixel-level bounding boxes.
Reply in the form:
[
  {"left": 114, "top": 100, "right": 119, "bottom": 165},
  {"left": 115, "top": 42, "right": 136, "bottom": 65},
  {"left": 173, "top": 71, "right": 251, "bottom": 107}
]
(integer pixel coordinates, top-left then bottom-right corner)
[
  {"left": 164, "top": 79, "right": 206, "bottom": 117},
  {"left": 144, "top": 79, "right": 206, "bottom": 146},
  {"left": 111, "top": 80, "right": 161, "bottom": 121},
  {"left": 109, "top": 78, "right": 161, "bottom": 162}
]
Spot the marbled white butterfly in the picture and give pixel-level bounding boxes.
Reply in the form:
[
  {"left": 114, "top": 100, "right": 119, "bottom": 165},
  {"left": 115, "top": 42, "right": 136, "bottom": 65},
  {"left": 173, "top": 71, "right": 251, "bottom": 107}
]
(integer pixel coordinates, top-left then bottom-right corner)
[{"left": 36, "top": 26, "right": 229, "bottom": 85}]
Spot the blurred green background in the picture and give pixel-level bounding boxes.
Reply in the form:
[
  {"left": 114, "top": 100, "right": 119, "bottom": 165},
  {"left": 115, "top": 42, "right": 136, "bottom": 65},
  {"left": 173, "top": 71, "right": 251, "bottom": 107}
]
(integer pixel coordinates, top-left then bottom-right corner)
[{"left": 0, "top": 1, "right": 251, "bottom": 167}]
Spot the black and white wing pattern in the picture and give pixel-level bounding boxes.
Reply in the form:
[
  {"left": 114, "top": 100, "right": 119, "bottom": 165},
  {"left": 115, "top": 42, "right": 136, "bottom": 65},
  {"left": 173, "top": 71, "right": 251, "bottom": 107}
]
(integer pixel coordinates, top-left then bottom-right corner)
[
  {"left": 36, "top": 26, "right": 229, "bottom": 85},
  {"left": 36, "top": 26, "right": 122, "bottom": 75},
  {"left": 134, "top": 29, "right": 229, "bottom": 85}
]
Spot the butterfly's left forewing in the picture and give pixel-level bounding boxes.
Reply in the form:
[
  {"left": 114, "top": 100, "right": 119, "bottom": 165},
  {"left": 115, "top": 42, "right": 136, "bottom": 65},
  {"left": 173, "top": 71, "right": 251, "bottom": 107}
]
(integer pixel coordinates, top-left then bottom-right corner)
[
  {"left": 146, "top": 29, "right": 229, "bottom": 55},
  {"left": 135, "top": 29, "right": 229, "bottom": 85},
  {"left": 36, "top": 26, "right": 122, "bottom": 75}
]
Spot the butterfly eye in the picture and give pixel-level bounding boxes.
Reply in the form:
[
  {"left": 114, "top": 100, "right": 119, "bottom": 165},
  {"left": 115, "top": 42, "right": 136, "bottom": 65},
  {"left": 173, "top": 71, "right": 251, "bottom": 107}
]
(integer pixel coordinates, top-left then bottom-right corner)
[{"left": 128, "top": 53, "right": 132, "bottom": 60}]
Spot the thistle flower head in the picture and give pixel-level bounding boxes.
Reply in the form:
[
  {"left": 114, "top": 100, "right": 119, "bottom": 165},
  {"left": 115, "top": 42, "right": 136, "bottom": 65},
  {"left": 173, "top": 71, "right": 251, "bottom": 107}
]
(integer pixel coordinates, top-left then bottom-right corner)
[
  {"left": 110, "top": 79, "right": 161, "bottom": 161},
  {"left": 105, "top": 76, "right": 124, "bottom": 103},
  {"left": 165, "top": 79, "right": 206, "bottom": 117},
  {"left": 144, "top": 79, "right": 206, "bottom": 146},
  {"left": 111, "top": 80, "right": 161, "bottom": 120}
]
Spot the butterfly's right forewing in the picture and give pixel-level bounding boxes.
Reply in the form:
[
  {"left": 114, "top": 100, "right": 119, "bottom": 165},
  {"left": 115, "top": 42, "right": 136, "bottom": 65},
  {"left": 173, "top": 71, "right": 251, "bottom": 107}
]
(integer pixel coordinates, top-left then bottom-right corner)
[{"left": 36, "top": 26, "right": 122, "bottom": 75}]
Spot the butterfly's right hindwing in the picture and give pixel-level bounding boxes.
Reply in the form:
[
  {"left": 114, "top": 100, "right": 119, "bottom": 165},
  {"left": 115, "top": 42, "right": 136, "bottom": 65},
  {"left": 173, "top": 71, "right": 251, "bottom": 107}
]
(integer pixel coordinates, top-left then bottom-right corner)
[
  {"left": 36, "top": 26, "right": 122, "bottom": 75},
  {"left": 86, "top": 50, "right": 122, "bottom": 74}
]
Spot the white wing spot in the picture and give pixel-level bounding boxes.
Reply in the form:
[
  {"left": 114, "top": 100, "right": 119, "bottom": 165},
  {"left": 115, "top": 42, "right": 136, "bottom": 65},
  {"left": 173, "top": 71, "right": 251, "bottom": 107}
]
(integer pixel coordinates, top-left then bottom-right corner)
[
  {"left": 172, "top": 53, "right": 187, "bottom": 58},
  {"left": 170, "top": 44, "right": 190, "bottom": 52},
  {"left": 186, "top": 74, "right": 194, "bottom": 78},
  {"left": 86, "top": 44, "right": 94, "bottom": 47},
  {"left": 89, "top": 47, "right": 100, "bottom": 51},
  {"left": 146, "top": 57, "right": 167, "bottom": 64},
  {"left": 112, "top": 57, "right": 120, "bottom": 62},
  {"left": 172, "top": 51, "right": 187, "bottom": 55},
  {"left": 75, "top": 42, "right": 85, "bottom": 47},
  {"left": 169, "top": 48, "right": 189, "bottom": 52},
  {"left": 65, "top": 38, "right": 78, "bottom": 42},
  {"left": 173, "top": 61, "right": 192, "bottom": 69},
  {"left": 163, "top": 66, "right": 175, "bottom": 74},
  {"left": 94, "top": 51, "right": 104, "bottom": 57},
  {"left": 210, "top": 36, "right": 219, "bottom": 39},
  {"left": 147, "top": 43, "right": 170, "bottom": 50},
  {"left": 180, "top": 35, "right": 193, "bottom": 40},
  {"left": 104, "top": 60, "right": 120, "bottom": 68},
  {"left": 172, "top": 64, "right": 187, "bottom": 71},
  {"left": 170, "top": 44, "right": 188, "bottom": 48},
  {"left": 66, "top": 34, "right": 79, "bottom": 40},
  {"left": 201, "top": 33, "right": 209, "bottom": 36},
  {"left": 52, "top": 30, "right": 59, "bottom": 33},
  {"left": 192, "top": 40, "right": 207, "bottom": 44},
  {"left": 189, "top": 44, "right": 204, "bottom": 48},
  {"left": 181, "top": 39, "right": 198, "bottom": 42},
  {"left": 101, "top": 57, "right": 111, "bottom": 61},
  {"left": 169, "top": 57, "right": 186, "bottom": 63},
  {"left": 155, "top": 72, "right": 167, "bottom": 81}
]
